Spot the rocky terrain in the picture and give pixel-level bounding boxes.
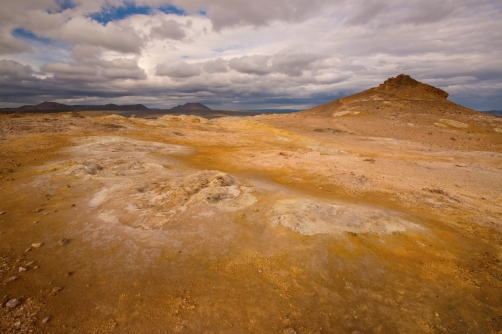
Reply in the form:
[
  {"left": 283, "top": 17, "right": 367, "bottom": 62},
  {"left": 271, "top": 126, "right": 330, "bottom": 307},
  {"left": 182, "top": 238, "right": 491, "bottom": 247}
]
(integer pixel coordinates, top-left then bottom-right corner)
[{"left": 0, "top": 75, "right": 501, "bottom": 333}]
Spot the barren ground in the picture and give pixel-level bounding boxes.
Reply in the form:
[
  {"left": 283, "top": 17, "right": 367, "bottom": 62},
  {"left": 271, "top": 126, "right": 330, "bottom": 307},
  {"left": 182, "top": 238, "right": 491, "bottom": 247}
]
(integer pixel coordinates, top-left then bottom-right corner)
[{"left": 0, "top": 100, "right": 501, "bottom": 333}]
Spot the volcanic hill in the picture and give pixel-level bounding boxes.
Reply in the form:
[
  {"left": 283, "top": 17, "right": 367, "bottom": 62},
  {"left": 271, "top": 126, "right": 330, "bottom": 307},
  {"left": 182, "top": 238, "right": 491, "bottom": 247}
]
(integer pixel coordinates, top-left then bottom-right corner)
[
  {"left": 170, "top": 102, "right": 211, "bottom": 111},
  {"left": 298, "top": 74, "right": 501, "bottom": 151}
]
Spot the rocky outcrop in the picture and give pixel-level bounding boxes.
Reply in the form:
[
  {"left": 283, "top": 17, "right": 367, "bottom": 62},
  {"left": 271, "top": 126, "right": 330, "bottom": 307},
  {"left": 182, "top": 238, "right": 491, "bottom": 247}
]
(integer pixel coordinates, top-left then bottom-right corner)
[{"left": 374, "top": 74, "right": 449, "bottom": 100}]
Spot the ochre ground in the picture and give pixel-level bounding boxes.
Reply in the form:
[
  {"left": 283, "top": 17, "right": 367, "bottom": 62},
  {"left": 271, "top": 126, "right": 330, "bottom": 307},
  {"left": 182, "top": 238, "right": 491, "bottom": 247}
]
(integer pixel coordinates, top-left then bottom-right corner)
[{"left": 0, "top": 96, "right": 501, "bottom": 334}]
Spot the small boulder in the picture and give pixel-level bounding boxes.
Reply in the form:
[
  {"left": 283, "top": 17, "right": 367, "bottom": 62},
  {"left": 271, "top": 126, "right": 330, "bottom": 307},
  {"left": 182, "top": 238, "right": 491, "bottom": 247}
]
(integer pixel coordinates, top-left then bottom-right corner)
[
  {"left": 5, "top": 299, "right": 21, "bottom": 308},
  {"left": 50, "top": 287, "right": 62, "bottom": 296},
  {"left": 58, "top": 238, "right": 69, "bottom": 246},
  {"left": 3, "top": 276, "right": 18, "bottom": 283},
  {"left": 283, "top": 329, "right": 297, "bottom": 334}
]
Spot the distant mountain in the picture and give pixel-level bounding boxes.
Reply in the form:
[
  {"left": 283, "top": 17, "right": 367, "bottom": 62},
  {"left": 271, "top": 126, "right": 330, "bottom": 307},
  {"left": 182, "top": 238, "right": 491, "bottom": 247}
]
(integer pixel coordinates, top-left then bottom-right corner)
[
  {"left": 171, "top": 103, "right": 211, "bottom": 111},
  {"left": 1, "top": 101, "right": 150, "bottom": 113},
  {"left": 482, "top": 110, "right": 502, "bottom": 117},
  {"left": 0, "top": 101, "right": 216, "bottom": 115}
]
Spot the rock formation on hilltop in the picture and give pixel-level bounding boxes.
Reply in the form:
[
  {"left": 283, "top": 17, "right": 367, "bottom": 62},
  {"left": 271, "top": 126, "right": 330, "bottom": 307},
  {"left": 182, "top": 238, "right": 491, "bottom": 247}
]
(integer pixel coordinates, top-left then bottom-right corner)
[{"left": 375, "top": 74, "right": 449, "bottom": 100}]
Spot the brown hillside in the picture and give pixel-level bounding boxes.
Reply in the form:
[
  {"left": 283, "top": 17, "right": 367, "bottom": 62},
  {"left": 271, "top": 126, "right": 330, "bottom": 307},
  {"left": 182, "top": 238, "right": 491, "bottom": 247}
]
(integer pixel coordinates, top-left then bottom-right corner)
[{"left": 295, "top": 74, "right": 502, "bottom": 152}]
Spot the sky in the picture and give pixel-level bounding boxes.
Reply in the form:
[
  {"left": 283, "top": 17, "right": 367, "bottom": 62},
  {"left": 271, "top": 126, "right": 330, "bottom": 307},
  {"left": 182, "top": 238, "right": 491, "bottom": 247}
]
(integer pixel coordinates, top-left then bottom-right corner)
[{"left": 0, "top": 0, "right": 501, "bottom": 110}]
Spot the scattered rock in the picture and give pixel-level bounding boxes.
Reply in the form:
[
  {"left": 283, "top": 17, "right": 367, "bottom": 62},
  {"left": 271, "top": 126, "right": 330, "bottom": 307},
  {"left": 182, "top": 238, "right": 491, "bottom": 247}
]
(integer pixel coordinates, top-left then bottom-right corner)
[
  {"left": 18, "top": 267, "right": 27, "bottom": 272},
  {"left": 33, "top": 220, "right": 38, "bottom": 224},
  {"left": 26, "top": 261, "right": 34, "bottom": 266},
  {"left": 31, "top": 243, "right": 43, "bottom": 248},
  {"left": 42, "top": 316, "right": 51, "bottom": 323},
  {"left": 352, "top": 331, "right": 365, "bottom": 334},
  {"left": 25, "top": 247, "right": 32, "bottom": 252},
  {"left": 0, "top": 211, "right": 5, "bottom": 215},
  {"left": 283, "top": 329, "right": 297, "bottom": 334},
  {"left": 3, "top": 276, "right": 18, "bottom": 283},
  {"left": 5, "top": 298, "right": 21, "bottom": 308},
  {"left": 50, "top": 287, "right": 62, "bottom": 296},
  {"left": 424, "top": 188, "right": 460, "bottom": 203},
  {"left": 58, "top": 238, "right": 69, "bottom": 246},
  {"left": 314, "top": 128, "right": 346, "bottom": 134}
]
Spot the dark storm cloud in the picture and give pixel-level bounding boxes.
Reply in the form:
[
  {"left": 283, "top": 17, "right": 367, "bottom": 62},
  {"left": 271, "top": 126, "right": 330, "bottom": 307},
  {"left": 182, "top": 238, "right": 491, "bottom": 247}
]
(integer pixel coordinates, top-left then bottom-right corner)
[{"left": 0, "top": 60, "right": 39, "bottom": 80}]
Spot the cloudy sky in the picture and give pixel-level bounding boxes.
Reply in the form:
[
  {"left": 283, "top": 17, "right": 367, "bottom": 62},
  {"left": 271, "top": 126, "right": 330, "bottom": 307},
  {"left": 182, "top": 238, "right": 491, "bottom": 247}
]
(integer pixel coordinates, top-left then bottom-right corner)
[{"left": 0, "top": 0, "right": 501, "bottom": 110}]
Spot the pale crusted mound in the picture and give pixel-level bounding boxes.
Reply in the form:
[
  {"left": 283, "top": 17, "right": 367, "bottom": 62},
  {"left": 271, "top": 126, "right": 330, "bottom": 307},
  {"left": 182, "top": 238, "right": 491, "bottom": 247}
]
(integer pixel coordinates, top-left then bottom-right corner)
[
  {"left": 45, "top": 136, "right": 257, "bottom": 230},
  {"left": 270, "top": 198, "right": 418, "bottom": 236}
]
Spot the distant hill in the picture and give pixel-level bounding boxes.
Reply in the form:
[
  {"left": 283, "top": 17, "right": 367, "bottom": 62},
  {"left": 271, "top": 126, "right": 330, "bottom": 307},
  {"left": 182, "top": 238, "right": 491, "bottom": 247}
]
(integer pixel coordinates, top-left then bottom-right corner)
[
  {"left": 0, "top": 101, "right": 217, "bottom": 116},
  {"left": 0, "top": 101, "right": 150, "bottom": 113},
  {"left": 482, "top": 110, "right": 502, "bottom": 117},
  {"left": 171, "top": 103, "right": 211, "bottom": 111}
]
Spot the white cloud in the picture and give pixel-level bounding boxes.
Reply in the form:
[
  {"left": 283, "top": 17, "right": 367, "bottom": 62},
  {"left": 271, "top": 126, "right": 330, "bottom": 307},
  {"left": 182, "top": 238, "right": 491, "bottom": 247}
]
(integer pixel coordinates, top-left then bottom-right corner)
[
  {"left": 150, "top": 19, "right": 186, "bottom": 40},
  {"left": 202, "top": 58, "right": 228, "bottom": 73},
  {"left": 0, "top": 31, "right": 33, "bottom": 55},
  {"left": 156, "top": 61, "right": 201, "bottom": 78}
]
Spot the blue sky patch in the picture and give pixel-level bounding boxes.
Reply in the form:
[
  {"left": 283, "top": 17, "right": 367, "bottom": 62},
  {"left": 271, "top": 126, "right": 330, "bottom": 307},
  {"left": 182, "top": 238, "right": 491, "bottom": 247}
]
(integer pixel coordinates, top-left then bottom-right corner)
[
  {"left": 57, "top": 0, "right": 76, "bottom": 11},
  {"left": 90, "top": 4, "right": 186, "bottom": 25},
  {"left": 12, "top": 28, "right": 52, "bottom": 45}
]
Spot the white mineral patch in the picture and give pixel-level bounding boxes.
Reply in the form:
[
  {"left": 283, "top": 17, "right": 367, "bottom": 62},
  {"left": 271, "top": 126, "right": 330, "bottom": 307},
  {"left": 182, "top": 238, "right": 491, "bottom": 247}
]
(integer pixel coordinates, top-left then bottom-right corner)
[
  {"left": 270, "top": 198, "right": 418, "bottom": 236},
  {"left": 89, "top": 182, "right": 131, "bottom": 208},
  {"left": 276, "top": 135, "right": 292, "bottom": 141},
  {"left": 439, "top": 119, "right": 469, "bottom": 128},
  {"left": 434, "top": 123, "right": 447, "bottom": 128},
  {"left": 333, "top": 110, "right": 356, "bottom": 117}
]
